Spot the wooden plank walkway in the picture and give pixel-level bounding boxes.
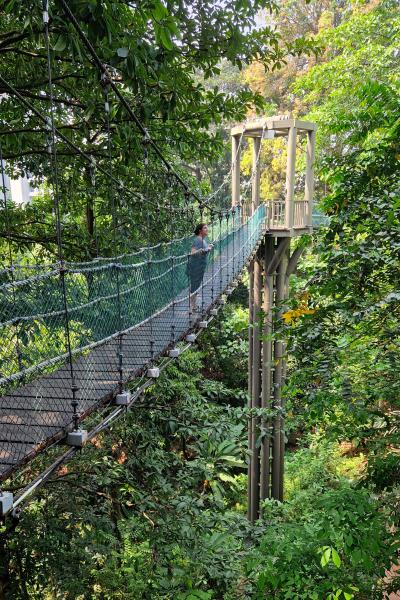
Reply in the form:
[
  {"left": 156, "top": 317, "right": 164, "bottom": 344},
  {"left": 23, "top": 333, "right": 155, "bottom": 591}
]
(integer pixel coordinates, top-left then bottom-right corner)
[{"left": 0, "top": 229, "right": 261, "bottom": 480}]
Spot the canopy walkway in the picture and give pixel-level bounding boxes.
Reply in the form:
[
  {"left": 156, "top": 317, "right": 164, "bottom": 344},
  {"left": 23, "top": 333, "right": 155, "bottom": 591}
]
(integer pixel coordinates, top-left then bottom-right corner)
[
  {"left": 0, "top": 1, "right": 325, "bottom": 517},
  {"left": 0, "top": 206, "right": 266, "bottom": 481}
]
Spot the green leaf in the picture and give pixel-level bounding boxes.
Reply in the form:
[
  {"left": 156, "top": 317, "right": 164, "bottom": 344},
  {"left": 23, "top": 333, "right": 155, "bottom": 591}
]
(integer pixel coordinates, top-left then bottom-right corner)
[
  {"left": 320, "top": 546, "right": 331, "bottom": 567},
  {"left": 159, "top": 28, "right": 173, "bottom": 51},
  {"left": 53, "top": 36, "right": 67, "bottom": 52},
  {"left": 332, "top": 548, "right": 341, "bottom": 568},
  {"left": 152, "top": 1, "right": 169, "bottom": 21},
  {"left": 217, "top": 472, "right": 236, "bottom": 483}
]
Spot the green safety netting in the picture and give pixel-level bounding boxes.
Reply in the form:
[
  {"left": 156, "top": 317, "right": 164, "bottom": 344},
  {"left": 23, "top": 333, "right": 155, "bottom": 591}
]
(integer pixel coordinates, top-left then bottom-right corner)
[{"left": 0, "top": 205, "right": 266, "bottom": 394}]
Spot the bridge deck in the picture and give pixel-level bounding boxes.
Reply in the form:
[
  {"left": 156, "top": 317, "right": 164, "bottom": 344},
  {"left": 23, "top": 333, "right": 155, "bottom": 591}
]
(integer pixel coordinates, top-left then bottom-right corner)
[{"left": 0, "top": 224, "right": 262, "bottom": 480}]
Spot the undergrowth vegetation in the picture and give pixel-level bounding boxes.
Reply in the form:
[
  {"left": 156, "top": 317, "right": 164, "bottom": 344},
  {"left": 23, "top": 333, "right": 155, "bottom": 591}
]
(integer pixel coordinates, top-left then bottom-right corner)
[{"left": 1, "top": 298, "right": 398, "bottom": 599}]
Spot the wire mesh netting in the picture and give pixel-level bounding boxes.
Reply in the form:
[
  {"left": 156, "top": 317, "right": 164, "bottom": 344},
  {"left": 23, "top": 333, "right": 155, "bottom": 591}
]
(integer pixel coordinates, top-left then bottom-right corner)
[{"left": 0, "top": 205, "right": 265, "bottom": 479}]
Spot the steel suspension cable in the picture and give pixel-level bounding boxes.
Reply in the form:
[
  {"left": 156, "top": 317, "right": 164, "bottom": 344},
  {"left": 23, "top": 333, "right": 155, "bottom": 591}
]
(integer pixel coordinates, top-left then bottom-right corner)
[
  {"left": 57, "top": 0, "right": 211, "bottom": 210},
  {"left": 199, "top": 204, "right": 205, "bottom": 318},
  {"left": 143, "top": 139, "right": 155, "bottom": 366},
  {"left": 210, "top": 209, "right": 215, "bottom": 305},
  {"left": 225, "top": 212, "right": 230, "bottom": 287},
  {"left": 167, "top": 181, "right": 177, "bottom": 350},
  {"left": 57, "top": 0, "right": 244, "bottom": 221},
  {"left": 218, "top": 212, "right": 223, "bottom": 295},
  {"left": 0, "top": 73, "right": 193, "bottom": 221},
  {"left": 43, "top": 0, "right": 80, "bottom": 431},
  {"left": 88, "top": 157, "right": 100, "bottom": 257},
  {"left": 102, "top": 76, "right": 125, "bottom": 394},
  {"left": 0, "top": 140, "right": 24, "bottom": 375}
]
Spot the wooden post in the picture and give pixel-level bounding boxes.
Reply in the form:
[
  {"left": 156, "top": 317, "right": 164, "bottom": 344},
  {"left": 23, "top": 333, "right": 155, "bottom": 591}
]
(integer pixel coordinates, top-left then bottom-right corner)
[
  {"left": 305, "top": 129, "right": 316, "bottom": 228},
  {"left": 285, "top": 126, "right": 296, "bottom": 230},
  {"left": 271, "top": 238, "right": 289, "bottom": 500},
  {"left": 260, "top": 236, "right": 274, "bottom": 507},
  {"left": 252, "top": 137, "right": 261, "bottom": 214},
  {"left": 249, "top": 250, "right": 262, "bottom": 521},
  {"left": 232, "top": 134, "right": 241, "bottom": 208}
]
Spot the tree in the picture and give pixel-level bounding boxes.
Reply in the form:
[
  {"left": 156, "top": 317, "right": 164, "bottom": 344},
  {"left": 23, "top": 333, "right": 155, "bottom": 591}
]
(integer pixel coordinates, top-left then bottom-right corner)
[
  {"left": 285, "top": 0, "right": 400, "bottom": 464},
  {"left": 0, "top": 0, "right": 305, "bottom": 261}
]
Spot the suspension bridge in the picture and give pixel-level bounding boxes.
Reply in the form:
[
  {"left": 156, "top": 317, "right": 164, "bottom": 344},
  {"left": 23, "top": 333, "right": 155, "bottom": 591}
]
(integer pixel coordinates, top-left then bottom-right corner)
[{"left": 0, "top": 1, "right": 321, "bottom": 518}]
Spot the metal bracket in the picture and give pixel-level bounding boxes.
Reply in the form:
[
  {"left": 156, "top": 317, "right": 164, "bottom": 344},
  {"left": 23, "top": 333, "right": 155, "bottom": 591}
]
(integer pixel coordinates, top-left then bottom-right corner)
[
  {"left": 67, "top": 429, "right": 88, "bottom": 447},
  {"left": 199, "top": 320, "right": 208, "bottom": 329},
  {"left": 0, "top": 491, "right": 14, "bottom": 517},
  {"left": 186, "top": 333, "right": 196, "bottom": 343},
  {"left": 147, "top": 367, "right": 160, "bottom": 378},
  {"left": 168, "top": 348, "right": 180, "bottom": 358},
  {"left": 210, "top": 308, "right": 219, "bottom": 316},
  {"left": 115, "top": 391, "right": 131, "bottom": 406}
]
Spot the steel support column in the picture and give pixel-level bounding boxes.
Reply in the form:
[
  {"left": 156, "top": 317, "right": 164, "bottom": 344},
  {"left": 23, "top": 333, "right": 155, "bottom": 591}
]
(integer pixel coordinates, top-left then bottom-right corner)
[
  {"left": 249, "top": 248, "right": 262, "bottom": 522},
  {"left": 247, "top": 259, "right": 254, "bottom": 520},
  {"left": 271, "top": 239, "right": 289, "bottom": 501},
  {"left": 260, "top": 236, "right": 274, "bottom": 507}
]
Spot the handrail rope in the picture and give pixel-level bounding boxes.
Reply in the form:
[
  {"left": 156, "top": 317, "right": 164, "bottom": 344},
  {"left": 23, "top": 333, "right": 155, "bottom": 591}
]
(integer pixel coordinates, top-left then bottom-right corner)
[
  {"left": 0, "top": 253, "right": 209, "bottom": 328},
  {"left": 0, "top": 214, "right": 235, "bottom": 294},
  {"left": 0, "top": 198, "right": 258, "bottom": 300},
  {"left": 0, "top": 206, "right": 245, "bottom": 276}
]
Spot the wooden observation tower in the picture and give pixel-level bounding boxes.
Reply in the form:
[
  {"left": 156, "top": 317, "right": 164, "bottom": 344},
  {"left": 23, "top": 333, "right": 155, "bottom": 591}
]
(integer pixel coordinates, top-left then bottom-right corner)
[{"left": 231, "top": 116, "right": 316, "bottom": 521}]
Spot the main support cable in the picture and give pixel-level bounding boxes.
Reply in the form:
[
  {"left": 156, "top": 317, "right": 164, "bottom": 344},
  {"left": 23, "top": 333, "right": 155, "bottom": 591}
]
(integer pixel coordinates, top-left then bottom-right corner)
[
  {"left": 0, "top": 141, "right": 24, "bottom": 376},
  {"left": 142, "top": 140, "right": 156, "bottom": 372},
  {"left": 0, "top": 74, "right": 194, "bottom": 219},
  {"left": 57, "top": 0, "right": 209, "bottom": 209}
]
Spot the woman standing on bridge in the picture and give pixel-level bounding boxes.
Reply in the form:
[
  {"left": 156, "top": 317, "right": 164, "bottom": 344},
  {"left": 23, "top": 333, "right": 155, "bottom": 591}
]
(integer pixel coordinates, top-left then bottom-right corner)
[{"left": 188, "top": 223, "right": 213, "bottom": 313}]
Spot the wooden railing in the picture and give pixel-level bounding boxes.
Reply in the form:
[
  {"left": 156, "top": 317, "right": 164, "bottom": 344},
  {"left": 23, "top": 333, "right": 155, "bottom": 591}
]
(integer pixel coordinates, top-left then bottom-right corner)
[
  {"left": 293, "top": 199, "right": 309, "bottom": 228},
  {"left": 266, "top": 199, "right": 310, "bottom": 230},
  {"left": 268, "top": 199, "right": 286, "bottom": 228}
]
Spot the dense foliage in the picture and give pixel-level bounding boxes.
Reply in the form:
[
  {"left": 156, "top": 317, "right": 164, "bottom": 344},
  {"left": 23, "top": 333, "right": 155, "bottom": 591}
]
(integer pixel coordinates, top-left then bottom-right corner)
[
  {"left": 1, "top": 0, "right": 399, "bottom": 598},
  {"left": 1, "top": 303, "right": 397, "bottom": 599}
]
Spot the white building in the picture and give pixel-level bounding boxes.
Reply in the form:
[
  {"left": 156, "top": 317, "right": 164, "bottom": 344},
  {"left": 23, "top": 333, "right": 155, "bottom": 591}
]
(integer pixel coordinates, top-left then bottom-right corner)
[{"left": 1, "top": 161, "right": 37, "bottom": 205}]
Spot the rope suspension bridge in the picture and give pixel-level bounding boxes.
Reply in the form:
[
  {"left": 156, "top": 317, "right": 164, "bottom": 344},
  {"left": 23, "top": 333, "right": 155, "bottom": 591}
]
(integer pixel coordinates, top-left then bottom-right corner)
[{"left": 0, "top": 1, "right": 321, "bottom": 518}]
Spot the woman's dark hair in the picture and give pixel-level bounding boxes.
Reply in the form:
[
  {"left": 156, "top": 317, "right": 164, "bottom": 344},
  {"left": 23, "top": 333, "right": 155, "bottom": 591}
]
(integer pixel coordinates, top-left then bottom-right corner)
[{"left": 194, "top": 223, "right": 206, "bottom": 235}]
